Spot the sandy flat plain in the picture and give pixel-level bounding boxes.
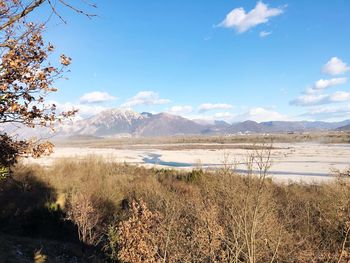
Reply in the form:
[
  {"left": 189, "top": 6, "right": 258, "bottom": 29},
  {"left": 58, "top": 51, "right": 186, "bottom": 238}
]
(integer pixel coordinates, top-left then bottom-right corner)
[{"left": 24, "top": 142, "right": 350, "bottom": 183}]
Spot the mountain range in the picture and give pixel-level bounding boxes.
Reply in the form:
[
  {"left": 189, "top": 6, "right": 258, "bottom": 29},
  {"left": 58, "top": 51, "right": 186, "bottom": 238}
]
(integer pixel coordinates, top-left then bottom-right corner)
[
  {"left": 336, "top": 124, "right": 350, "bottom": 131},
  {"left": 54, "top": 109, "right": 350, "bottom": 138}
]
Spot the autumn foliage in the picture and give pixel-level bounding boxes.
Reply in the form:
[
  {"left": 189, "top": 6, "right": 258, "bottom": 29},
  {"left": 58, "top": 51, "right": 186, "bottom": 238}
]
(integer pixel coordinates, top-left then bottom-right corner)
[
  {"left": 0, "top": 0, "right": 78, "bottom": 172},
  {"left": 115, "top": 199, "right": 165, "bottom": 263}
]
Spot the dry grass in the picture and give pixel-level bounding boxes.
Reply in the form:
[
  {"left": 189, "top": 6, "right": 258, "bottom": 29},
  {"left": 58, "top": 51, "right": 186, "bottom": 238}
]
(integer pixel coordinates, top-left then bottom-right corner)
[{"left": 1, "top": 156, "right": 349, "bottom": 262}]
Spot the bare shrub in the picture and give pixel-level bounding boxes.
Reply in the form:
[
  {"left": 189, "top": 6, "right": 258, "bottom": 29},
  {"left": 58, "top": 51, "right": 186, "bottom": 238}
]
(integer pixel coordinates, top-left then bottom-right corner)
[
  {"left": 10, "top": 156, "right": 350, "bottom": 262},
  {"left": 111, "top": 199, "right": 165, "bottom": 263},
  {"left": 66, "top": 190, "right": 112, "bottom": 246}
]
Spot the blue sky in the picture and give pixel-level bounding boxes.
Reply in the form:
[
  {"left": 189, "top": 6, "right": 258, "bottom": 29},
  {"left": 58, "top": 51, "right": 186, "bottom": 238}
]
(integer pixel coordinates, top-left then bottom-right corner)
[{"left": 38, "top": 0, "right": 350, "bottom": 122}]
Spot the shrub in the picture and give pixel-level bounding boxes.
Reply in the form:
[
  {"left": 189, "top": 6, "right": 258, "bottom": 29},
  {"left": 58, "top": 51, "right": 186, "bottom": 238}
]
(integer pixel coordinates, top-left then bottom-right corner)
[
  {"left": 109, "top": 199, "right": 165, "bottom": 263},
  {"left": 4, "top": 158, "right": 349, "bottom": 262}
]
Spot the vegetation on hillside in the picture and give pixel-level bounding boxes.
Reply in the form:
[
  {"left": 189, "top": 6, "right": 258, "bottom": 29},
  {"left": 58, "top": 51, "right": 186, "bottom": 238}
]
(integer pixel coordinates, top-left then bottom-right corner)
[{"left": 0, "top": 153, "right": 349, "bottom": 262}]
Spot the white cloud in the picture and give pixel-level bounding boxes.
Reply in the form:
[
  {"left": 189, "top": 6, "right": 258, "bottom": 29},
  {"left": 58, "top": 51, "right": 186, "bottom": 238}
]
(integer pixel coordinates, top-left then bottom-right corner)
[
  {"left": 234, "top": 107, "right": 286, "bottom": 122},
  {"left": 80, "top": 91, "right": 117, "bottom": 104},
  {"left": 213, "top": 112, "right": 234, "bottom": 120},
  {"left": 218, "top": 1, "right": 284, "bottom": 33},
  {"left": 259, "top": 31, "right": 272, "bottom": 37},
  {"left": 301, "top": 105, "right": 350, "bottom": 121},
  {"left": 290, "top": 91, "right": 350, "bottom": 106},
  {"left": 121, "top": 91, "right": 170, "bottom": 107},
  {"left": 167, "top": 105, "right": 193, "bottom": 115},
  {"left": 291, "top": 94, "right": 327, "bottom": 106},
  {"left": 307, "top": 105, "right": 350, "bottom": 115},
  {"left": 322, "top": 57, "right": 350, "bottom": 76},
  {"left": 188, "top": 112, "right": 235, "bottom": 124},
  {"left": 291, "top": 58, "right": 350, "bottom": 107},
  {"left": 198, "top": 103, "right": 233, "bottom": 112},
  {"left": 49, "top": 101, "right": 109, "bottom": 118},
  {"left": 313, "top": 78, "right": 347, "bottom": 90},
  {"left": 329, "top": 91, "right": 350, "bottom": 102}
]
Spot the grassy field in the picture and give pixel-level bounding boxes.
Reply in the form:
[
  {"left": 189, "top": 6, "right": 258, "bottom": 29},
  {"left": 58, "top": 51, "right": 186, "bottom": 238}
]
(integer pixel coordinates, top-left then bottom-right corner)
[{"left": 1, "top": 155, "right": 349, "bottom": 262}]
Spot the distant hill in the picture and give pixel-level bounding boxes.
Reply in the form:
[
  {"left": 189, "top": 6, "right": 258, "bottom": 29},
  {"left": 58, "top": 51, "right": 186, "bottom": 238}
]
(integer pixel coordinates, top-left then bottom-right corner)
[
  {"left": 56, "top": 109, "right": 350, "bottom": 137},
  {"left": 3, "top": 108, "right": 350, "bottom": 138},
  {"left": 258, "top": 120, "right": 350, "bottom": 132},
  {"left": 222, "top": 120, "right": 350, "bottom": 134},
  {"left": 58, "top": 109, "right": 205, "bottom": 137},
  {"left": 133, "top": 112, "right": 204, "bottom": 137},
  {"left": 227, "top": 120, "right": 266, "bottom": 133},
  {"left": 336, "top": 124, "right": 350, "bottom": 131}
]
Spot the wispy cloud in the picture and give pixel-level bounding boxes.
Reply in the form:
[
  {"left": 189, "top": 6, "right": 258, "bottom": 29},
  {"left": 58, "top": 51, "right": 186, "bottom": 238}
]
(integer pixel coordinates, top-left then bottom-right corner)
[
  {"left": 290, "top": 91, "right": 350, "bottom": 106},
  {"left": 121, "top": 91, "right": 170, "bottom": 107},
  {"left": 198, "top": 103, "right": 233, "bottom": 112},
  {"left": 218, "top": 1, "right": 284, "bottom": 33},
  {"left": 234, "top": 107, "right": 287, "bottom": 122},
  {"left": 188, "top": 112, "right": 235, "bottom": 123},
  {"left": 291, "top": 57, "right": 350, "bottom": 108},
  {"left": 301, "top": 105, "right": 350, "bottom": 121},
  {"left": 167, "top": 105, "right": 193, "bottom": 115},
  {"left": 259, "top": 31, "right": 272, "bottom": 37},
  {"left": 312, "top": 78, "right": 347, "bottom": 90},
  {"left": 49, "top": 101, "right": 109, "bottom": 118},
  {"left": 213, "top": 112, "right": 234, "bottom": 120},
  {"left": 322, "top": 57, "right": 350, "bottom": 76},
  {"left": 80, "top": 91, "right": 117, "bottom": 104}
]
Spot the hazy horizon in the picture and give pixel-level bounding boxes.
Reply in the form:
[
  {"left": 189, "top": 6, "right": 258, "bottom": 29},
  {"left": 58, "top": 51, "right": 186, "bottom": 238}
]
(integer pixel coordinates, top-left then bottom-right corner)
[{"left": 69, "top": 107, "right": 350, "bottom": 125}]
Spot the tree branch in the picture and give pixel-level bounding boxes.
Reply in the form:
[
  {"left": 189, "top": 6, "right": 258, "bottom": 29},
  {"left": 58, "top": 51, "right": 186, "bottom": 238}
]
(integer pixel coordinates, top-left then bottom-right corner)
[{"left": 0, "top": 0, "right": 45, "bottom": 31}]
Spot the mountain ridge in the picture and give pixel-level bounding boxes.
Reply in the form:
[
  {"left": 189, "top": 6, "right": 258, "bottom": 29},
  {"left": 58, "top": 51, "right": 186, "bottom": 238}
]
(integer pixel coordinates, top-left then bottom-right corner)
[
  {"left": 2, "top": 108, "right": 349, "bottom": 138},
  {"left": 55, "top": 108, "right": 350, "bottom": 137}
]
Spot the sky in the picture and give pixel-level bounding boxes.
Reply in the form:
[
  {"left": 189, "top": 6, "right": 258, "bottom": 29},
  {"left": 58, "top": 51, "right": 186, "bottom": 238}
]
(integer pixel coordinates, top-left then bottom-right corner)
[{"left": 36, "top": 0, "right": 350, "bottom": 122}]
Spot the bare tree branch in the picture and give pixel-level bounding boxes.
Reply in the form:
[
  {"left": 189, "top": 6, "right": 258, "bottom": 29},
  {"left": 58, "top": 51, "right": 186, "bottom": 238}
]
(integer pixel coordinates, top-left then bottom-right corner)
[{"left": 0, "top": 0, "right": 45, "bottom": 31}]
